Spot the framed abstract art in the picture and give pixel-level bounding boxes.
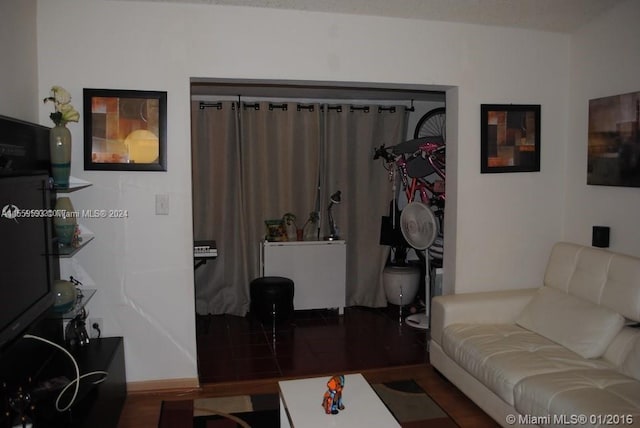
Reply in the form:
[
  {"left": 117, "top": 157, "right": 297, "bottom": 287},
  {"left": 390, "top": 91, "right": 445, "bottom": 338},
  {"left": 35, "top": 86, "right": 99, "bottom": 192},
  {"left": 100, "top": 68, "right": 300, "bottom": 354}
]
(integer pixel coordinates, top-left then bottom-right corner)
[
  {"left": 84, "top": 88, "right": 167, "bottom": 171},
  {"left": 481, "top": 104, "right": 540, "bottom": 173}
]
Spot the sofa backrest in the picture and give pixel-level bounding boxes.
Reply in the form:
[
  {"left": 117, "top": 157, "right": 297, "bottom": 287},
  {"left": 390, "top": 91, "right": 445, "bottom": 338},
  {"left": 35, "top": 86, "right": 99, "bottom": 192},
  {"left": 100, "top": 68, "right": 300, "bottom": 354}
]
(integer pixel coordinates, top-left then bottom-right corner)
[{"left": 544, "top": 242, "right": 640, "bottom": 323}]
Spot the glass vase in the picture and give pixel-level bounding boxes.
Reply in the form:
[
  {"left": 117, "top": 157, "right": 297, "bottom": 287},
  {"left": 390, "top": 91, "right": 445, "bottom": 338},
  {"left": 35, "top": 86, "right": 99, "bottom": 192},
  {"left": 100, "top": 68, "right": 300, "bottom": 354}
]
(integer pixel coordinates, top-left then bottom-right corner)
[
  {"left": 303, "top": 219, "right": 319, "bottom": 241},
  {"left": 53, "top": 197, "right": 77, "bottom": 246},
  {"left": 50, "top": 124, "right": 71, "bottom": 188}
]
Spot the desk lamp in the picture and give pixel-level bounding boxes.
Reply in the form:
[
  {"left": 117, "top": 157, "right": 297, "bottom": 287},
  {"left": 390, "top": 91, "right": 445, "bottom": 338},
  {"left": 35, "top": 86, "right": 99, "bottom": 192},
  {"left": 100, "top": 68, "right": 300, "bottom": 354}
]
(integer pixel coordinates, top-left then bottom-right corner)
[{"left": 325, "top": 190, "right": 342, "bottom": 240}]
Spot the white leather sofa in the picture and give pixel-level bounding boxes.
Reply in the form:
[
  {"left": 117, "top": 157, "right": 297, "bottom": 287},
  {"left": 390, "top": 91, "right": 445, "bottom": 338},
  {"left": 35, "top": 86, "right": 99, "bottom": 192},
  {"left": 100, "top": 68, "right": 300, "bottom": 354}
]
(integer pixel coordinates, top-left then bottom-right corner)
[{"left": 430, "top": 242, "right": 640, "bottom": 427}]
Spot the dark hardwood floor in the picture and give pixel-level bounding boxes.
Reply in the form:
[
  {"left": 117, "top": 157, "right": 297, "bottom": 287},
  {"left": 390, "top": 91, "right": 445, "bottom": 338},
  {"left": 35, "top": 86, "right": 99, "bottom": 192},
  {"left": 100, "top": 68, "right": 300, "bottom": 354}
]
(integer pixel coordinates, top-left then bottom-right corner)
[
  {"left": 196, "top": 306, "right": 428, "bottom": 383},
  {"left": 118, "top": 307, "right": 499, "bottom": 427}
]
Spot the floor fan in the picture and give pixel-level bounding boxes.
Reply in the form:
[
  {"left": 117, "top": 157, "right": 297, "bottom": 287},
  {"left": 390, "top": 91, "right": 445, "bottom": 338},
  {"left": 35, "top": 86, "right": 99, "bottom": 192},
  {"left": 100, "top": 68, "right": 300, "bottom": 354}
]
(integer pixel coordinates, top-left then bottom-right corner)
[{"left": 400, "top": 201, "right": 438, "bottom": 330}]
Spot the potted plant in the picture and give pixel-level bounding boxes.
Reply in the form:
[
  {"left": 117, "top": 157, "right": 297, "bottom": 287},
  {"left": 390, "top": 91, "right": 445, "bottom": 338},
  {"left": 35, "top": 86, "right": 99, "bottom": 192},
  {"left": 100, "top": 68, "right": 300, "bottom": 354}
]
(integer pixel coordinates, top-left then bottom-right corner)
[
  {"left": 265, "top": 219, "right": 285, "bottom": 241},
  {"left": 282, "top": 212, "right": 298, "bottom": 241},
  {"left": 380, "top": 204, "right": 421, "bottom": 306},
  {"left": 383, "top": 242, "right": 421, "bottom": 306}
]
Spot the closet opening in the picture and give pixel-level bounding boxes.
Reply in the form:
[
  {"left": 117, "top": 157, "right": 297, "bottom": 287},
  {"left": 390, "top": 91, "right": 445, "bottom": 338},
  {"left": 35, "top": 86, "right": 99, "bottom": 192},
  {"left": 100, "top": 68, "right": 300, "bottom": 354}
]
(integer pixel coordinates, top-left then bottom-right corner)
[{"left": 190, "top": 78, "right": 453, "bottom": 382}]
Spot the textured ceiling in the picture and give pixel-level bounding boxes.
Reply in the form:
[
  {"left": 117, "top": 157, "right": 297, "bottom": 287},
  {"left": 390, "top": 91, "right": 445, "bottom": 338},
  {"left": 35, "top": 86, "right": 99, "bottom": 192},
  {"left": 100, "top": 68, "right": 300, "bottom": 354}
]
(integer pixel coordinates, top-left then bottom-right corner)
[
  {"left": 113, "top": 0, "right": 626, "bottom": 33},
  {"left": 125, "top": 0, "right": 626, "bottom": 100}
]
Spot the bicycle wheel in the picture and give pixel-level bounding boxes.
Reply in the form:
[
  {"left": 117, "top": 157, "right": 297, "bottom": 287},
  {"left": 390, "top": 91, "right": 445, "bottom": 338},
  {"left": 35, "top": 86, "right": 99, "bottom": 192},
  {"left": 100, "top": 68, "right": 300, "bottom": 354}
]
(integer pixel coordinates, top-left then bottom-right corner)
[{"left": 414, "top": 107, "right": 446, "bottom": 141}]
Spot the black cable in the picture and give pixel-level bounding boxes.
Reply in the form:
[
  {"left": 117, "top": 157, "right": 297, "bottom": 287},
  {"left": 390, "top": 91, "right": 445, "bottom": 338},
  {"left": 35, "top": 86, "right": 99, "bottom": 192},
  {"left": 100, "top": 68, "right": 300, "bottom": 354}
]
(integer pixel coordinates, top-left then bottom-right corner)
[{"left": 91, "top": 323, "right": 102, "bottom": 339}]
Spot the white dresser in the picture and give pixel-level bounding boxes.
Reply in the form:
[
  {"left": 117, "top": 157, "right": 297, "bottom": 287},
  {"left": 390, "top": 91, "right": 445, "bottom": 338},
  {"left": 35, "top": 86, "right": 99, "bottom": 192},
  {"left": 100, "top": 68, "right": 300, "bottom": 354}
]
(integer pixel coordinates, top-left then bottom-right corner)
[{"left": 261, "top": 240, "right": 346, "bottom": 313}]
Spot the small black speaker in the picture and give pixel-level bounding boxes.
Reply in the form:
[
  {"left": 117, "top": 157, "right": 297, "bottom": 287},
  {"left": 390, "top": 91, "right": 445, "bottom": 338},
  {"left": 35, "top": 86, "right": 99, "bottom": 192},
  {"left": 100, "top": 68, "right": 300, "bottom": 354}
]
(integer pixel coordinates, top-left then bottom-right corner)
[{"left": 592, "top": 226, "right": 610, "bottom": 248}]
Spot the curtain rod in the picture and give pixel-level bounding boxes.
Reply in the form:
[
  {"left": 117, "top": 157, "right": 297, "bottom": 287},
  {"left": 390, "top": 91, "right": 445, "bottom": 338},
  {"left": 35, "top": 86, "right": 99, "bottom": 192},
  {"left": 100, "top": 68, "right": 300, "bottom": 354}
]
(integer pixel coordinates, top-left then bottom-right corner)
[
  {"left": 199, "top": 101, "right": 223, "bottom": 110},
  {"left": 200, "top": 100, "right": 413, "bottom": 112}
]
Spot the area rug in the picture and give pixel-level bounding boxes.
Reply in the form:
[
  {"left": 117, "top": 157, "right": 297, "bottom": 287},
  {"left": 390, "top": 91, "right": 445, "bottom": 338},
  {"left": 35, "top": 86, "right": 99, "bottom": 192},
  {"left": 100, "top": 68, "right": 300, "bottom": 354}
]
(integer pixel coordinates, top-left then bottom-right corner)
[
  {"left": 371, "top": 380, "right": 453, "bottom": 427},
  {"left": 159, "top": 379, "right": 457, "bottom": 428}
]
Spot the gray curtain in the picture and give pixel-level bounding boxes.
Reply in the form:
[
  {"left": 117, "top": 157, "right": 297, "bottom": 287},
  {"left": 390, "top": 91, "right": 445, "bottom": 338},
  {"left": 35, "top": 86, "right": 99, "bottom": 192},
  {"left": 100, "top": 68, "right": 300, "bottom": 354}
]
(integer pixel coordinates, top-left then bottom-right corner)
[
  {"left": 239, "top": 101, "right": 322, "bottom": 295},
  {"left": 192, "top": 100, "right": 406, "bottom": 315},
  {"left": 192, "top": 101, "right": 321, "bottom": 315},
  {"left": 322, "top": 105, "right": 406, "bottom": 306},
  {"left": 192, "top": 101, "right": 248, "bottom": 315}
]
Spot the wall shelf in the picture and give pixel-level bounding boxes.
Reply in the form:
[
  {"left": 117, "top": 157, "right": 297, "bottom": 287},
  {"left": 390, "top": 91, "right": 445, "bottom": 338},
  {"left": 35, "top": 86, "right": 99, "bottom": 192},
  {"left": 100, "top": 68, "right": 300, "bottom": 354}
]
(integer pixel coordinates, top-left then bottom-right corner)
[
  {"left": 53, "top": 288, "right": 96, "bottom": 320},
  {"left": 54, "top": 232, "right": 95, "bottom": 258},
  {"left": 53, "top": 180, "right": 95, "bottom": 258},
  {"left": 54, "top": 176, "right": 92, "bottom": 193}
]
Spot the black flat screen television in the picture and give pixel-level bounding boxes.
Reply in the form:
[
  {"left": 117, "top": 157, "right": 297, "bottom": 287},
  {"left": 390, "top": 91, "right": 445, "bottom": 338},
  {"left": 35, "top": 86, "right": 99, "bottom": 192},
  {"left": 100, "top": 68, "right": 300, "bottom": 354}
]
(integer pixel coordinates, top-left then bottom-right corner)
[
  {"left": 0, "top": 115, "right": 51, "bottom": 176},
  {"left": 0, "top": 173, "right": 55, "bottom": 351},
  {"left": 0, "top": 114, "right": 55, "bottom": 352}
]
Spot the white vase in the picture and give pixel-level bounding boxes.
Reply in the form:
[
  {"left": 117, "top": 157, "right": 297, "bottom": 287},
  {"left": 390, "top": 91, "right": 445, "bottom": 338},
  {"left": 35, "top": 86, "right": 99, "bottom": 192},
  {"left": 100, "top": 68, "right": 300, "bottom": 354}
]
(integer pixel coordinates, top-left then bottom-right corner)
[
  {"left": 50, "top": 124, "right": 72, "bottom": 188},
  {"left": 383, "top": 265, "right": 421, "bottom": 306},
  {"left": 53, "top": 197, "right": 77, "bottom": 246}
]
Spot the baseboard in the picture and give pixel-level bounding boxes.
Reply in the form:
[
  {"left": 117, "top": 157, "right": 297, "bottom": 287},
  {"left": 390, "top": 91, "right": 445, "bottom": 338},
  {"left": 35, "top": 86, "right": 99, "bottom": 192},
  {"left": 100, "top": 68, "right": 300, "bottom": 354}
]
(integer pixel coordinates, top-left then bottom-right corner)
[{"left": 127, "top": 377, "right": 200, "bottom": 393}]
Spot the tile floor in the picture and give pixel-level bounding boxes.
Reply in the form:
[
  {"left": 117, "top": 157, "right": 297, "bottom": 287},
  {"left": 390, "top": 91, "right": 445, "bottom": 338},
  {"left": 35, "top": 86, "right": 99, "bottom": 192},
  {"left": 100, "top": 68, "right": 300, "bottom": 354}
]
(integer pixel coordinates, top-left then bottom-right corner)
[{"left": 196, "top": 306, "right": 429, "bottom": 383}]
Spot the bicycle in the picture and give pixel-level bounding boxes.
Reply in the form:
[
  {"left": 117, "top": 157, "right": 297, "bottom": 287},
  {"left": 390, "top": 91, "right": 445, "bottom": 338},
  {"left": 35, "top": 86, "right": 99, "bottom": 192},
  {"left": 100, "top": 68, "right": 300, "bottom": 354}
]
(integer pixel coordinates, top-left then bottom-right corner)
[{"left": 373, "top": 138, "right": 445, "bottom": 207}]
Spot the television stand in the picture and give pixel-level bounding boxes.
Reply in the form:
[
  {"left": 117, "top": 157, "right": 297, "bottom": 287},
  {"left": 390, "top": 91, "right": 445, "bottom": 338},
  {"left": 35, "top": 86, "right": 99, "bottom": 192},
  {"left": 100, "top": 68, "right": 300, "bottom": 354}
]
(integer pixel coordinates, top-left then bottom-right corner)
[{"left": 1, "top": 336, "right": 126, "bottom": 428}]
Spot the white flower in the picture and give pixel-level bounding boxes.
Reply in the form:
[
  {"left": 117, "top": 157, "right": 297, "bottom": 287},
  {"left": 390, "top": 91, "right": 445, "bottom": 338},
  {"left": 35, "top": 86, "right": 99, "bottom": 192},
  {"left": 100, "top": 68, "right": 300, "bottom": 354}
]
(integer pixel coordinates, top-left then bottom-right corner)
[
  {"left": 50, "top": 86, "right": 72, "bottom": 105},
  {"left": 43, "top": 85, "right": 79, "bottom": 126},
  {"left": 59, "top": 103, "right": 80, "bottom": 123}
]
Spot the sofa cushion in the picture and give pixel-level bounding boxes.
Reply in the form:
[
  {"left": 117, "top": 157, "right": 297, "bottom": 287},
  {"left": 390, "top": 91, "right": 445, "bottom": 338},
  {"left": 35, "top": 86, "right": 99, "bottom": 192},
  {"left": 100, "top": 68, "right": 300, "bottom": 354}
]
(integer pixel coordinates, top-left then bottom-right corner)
[
  {"left": 441, "top": 323, "right": 613, "bottom": 405},
  {"left": 516, "top": 286, "right": 624, "bottom": 358},
  {"left": 514, "top": 369, "right": 640, "bottom": 425},
  {"left": 622, "top": 334, "right": 640, "bottom": 381}
]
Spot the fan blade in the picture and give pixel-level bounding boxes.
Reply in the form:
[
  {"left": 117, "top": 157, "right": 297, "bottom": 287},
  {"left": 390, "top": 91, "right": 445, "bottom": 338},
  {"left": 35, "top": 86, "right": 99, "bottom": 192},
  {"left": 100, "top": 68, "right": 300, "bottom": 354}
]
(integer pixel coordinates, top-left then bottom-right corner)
[{"left": 400, "top": 202, "right": 438, "bottom": 250}]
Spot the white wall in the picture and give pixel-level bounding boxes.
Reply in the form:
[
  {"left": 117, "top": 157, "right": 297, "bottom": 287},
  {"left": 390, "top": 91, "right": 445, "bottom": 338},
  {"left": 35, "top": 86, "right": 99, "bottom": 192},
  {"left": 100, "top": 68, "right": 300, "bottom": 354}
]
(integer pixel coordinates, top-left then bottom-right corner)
[
  {"left": 0, "top": 0, "right": 38, "bottom": 121},
  {"left": 36, "top": 0, "right": 572, "bottom": 383},
  {"left": 564, "top": 0, "right": 640, "bottom": 256}
]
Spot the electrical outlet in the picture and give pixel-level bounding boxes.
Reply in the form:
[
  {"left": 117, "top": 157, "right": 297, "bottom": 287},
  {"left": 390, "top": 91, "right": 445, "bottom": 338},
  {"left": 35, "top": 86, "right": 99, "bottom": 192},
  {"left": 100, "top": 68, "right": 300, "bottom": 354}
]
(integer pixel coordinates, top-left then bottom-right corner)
[{"left": 89, "top": 318, "right": 103, "bottom": 339}]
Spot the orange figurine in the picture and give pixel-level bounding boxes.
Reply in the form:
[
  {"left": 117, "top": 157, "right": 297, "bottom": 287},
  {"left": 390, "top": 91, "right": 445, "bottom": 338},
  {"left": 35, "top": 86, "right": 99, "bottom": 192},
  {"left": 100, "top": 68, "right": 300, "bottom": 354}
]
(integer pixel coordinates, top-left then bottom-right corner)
[{"left": 322, "top": 375, "right": 345, "bottom": 415}]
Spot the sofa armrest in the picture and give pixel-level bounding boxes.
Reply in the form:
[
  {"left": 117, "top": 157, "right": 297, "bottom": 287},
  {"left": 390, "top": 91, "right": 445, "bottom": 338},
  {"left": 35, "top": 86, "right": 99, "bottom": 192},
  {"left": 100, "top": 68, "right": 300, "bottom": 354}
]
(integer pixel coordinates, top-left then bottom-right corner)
[{"left": 431, "top": 288, "right": 538, "bottom": 345}]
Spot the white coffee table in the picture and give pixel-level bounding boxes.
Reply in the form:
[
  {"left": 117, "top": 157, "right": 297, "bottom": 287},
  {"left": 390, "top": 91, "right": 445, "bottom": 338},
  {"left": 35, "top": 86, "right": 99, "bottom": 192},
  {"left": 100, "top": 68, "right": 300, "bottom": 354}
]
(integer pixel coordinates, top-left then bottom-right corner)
[{"left": 278, "top": 373, "right": 401, "bottom": 428}]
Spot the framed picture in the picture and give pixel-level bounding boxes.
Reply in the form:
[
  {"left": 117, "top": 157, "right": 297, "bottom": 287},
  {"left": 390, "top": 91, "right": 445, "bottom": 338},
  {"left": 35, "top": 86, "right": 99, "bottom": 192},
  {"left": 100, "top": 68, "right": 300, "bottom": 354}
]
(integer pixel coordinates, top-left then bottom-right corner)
[
  {"left": 480, "top": 104, "right": 540, "bottom": 173},
  {"left": 83, "top": 88, "right": 167, "bottom": 171},
  {"left": 587, "top": 91, "right": 640, "bottom": 187}
]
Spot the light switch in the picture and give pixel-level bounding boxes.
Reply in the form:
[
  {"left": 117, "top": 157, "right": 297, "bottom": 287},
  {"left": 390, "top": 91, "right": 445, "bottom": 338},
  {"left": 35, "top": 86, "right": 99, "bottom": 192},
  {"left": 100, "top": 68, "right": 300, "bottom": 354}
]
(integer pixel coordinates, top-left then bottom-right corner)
[{"left": 155, "top": 194, "right": 169, "bottom": 215}]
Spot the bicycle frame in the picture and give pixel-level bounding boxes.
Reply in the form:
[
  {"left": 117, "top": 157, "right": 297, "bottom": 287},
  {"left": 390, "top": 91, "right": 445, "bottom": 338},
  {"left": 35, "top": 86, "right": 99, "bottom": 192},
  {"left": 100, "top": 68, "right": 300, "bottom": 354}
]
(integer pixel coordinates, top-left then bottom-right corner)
[
  {"left": 374, "top": 142, "right": 445, "bottom": 206},
  {"left": 418, "top": 143, "right": 445, "bottom": 180}
]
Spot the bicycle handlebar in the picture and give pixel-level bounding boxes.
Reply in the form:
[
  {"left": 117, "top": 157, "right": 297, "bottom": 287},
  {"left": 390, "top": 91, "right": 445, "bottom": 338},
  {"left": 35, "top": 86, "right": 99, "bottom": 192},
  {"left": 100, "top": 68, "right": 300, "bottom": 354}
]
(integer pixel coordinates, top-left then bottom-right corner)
[{"left": 373, "top": 145, "right": 396, "bottom": 162}]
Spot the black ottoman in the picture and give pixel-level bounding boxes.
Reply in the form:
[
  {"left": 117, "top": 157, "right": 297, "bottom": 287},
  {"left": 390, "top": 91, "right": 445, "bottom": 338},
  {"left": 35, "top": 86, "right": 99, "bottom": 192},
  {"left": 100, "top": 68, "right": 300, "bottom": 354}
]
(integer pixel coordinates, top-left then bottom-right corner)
[{"left": 250, "top": 276, "right": 294, "bottom": 324}]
